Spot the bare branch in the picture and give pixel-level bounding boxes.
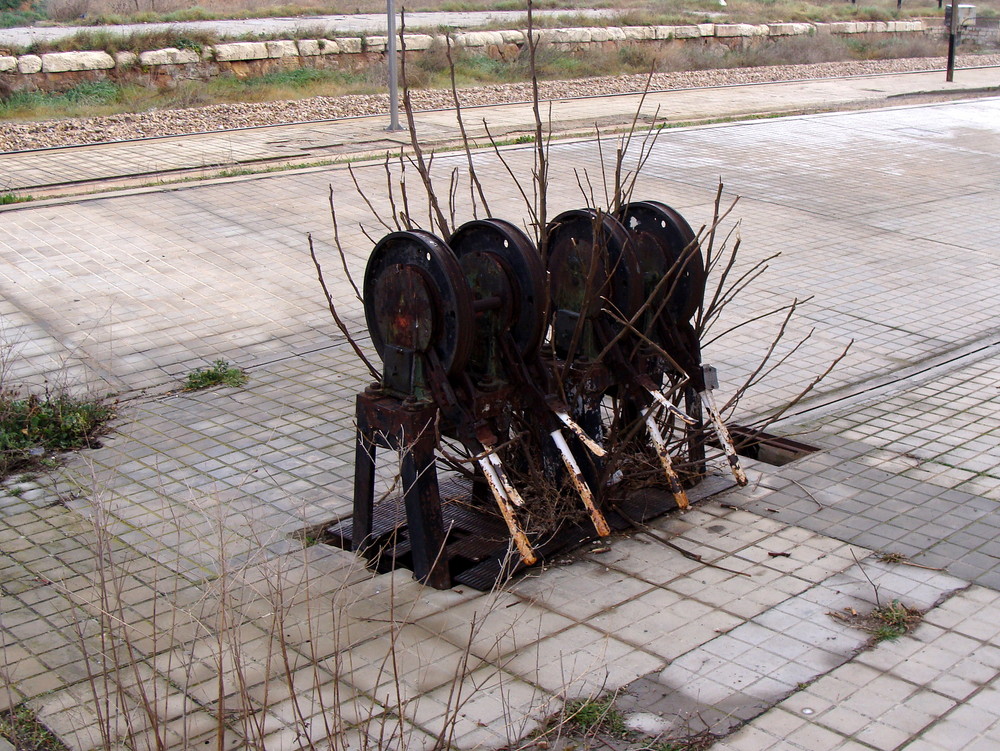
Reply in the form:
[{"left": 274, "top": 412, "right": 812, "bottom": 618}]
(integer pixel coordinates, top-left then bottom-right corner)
[
  {"left": 702, "top": 296, "right": 814, "bottom": 347},
  {"left": 308, "top": 233, "right": 381, "bottom": 380},
  {"left": 719, "top": 302, "right": 803, "bottom": 413},
  {"left": 446, "top": 34, "right": 492, "bottom": 218},
  {"left": 483, "top": 120, "right": 537, "bottom": 228},
  {"left": 383, "top": 153, "right": 403, "bottom": 232},
  {"left": 754, "top": 340, "right": 854, "bottom": 432},
  {"left": 348, "top": 163, "right": 393, "bottom": 233},
  {"left": 327, "top": 185, "right": 363, "bottom": 302},
  {"left": 397, "top": 149, "right": 414, "bottom": 230},
  {"left": 399, "top": 11, "right": 451, "bottom": 237}
]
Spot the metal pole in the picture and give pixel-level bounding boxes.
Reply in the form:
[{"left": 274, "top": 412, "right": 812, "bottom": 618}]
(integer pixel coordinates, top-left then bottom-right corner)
[
  {"left": 946, "top": 0, "right": 959, "bottom": 82},
  {"left": 386, "top": 0, "right": 402, "bottom": 131}
]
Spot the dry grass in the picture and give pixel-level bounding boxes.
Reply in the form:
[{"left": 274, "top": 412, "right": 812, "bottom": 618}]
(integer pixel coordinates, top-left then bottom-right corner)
[
  {"left": 0, "top": 31, "right": 960, "bottom": 122},
  {"left": 828, "top": 600, "right": 923, "bottom": 643},
  {"left": 0, "top": 460, "right": 543, "bottom": 751},
  {"left": 26, "top": 0, "right": 996, "bottom": 30},
  {"left": 0, "top": 68, "right": 378, "bottom": 119},
  {"left": 20, "top": 26, "right": 222, "bottom": 53}
]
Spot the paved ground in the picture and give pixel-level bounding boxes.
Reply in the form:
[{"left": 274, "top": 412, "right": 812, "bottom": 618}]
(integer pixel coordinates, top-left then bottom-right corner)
[
  {"left": 0, "top": 9, "right": 616, "bottom": 46},
  {"left": 1, "top": 90, "right": 999, "bottom": 751}
]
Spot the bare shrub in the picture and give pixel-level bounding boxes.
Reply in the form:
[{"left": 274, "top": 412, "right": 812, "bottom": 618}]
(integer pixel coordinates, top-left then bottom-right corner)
[
  {"left": 361, "top": 56, "right": 389, "bottom": 89},
  {"left": 413, "top": 35, "right": 453, "bottom": 75},
  {"left": 657, "top": 40, "right": 730, "bottom": 72},
  {"left": 45, "top": 0, "right": 91, "bottom": 20},
  {"left": 849, "top": 33, "right": 948, "bottom": 59},
  {"left": 617, "top": 42, "right": 660, "bottom": 71},
  {"left": 732, "top": 34, "right": 852, "bottom": 67}
]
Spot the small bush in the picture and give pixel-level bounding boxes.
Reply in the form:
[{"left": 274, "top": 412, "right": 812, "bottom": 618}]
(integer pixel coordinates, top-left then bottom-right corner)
[
  {"left": 448, "top": 50, "right": 510, "bottom": 85},
  {"left": 62, "top": 79, "right": 119, "bottom": 104},
  {"left": 856, "top": 6, "right": 893, "bottom": 22},
  {"left": 45, "top": 0, "right": 89, "bottom": 21},
  {"left": 417, "top": 37, "right": 453, "bottom": 74},
  {"left": 0, "top": 192, "right": 33, "bottom": 205},
  {"left": 0, "top": 386, "right": 114, "bottom": 477},
  {"left": 869, "top": 600, "right": 921, "bottom": 642},
  {"left": 0, "top": 7, "right": 43, "bottom": 27},
  {"left": 252, "top": 67, "right": 327, "bottom": 88},
  {"left": 618, "top": 43, "right": 660, "bottom": 72},
  {"left": 184, "top": 359, "right": 249, "bottom": 390},
  {"left": 564, "top": 696, "right": 628, "bottom": 736},
  {"left": 163, "top": 6, "right": 219, "bottom": 21}
]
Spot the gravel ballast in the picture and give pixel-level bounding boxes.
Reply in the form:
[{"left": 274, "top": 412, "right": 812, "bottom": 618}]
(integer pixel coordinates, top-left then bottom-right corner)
[{"left": 2, "top": 54, "right": 998, "bottom": 152}]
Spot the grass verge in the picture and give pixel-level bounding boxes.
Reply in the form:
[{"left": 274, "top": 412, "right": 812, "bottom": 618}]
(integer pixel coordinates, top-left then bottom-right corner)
[
  {"left": 0, "top": 192, "right": 34, "bottom": 204},
  {"left": 0, "top": 67, "right": 380, "bottom": 119},
  {"left": 1, "top": 33, "right": 954, "bottom": 123}
]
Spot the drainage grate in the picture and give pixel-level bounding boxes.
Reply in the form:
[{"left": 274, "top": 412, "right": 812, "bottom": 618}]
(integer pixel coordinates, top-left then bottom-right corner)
[{"left": 725, "top": 426, "right": 819, "bottom": 467}]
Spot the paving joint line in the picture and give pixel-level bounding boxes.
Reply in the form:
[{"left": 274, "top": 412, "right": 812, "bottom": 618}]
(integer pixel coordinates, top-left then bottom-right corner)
[{"left": 758, "top": 334, "right": 1000, "bottom": 429}]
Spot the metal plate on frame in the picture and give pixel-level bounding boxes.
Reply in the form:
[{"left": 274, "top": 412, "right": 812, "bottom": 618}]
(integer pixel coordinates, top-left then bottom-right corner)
[{"left": 363, "top": 229, "right": 474, "bottom": 377}]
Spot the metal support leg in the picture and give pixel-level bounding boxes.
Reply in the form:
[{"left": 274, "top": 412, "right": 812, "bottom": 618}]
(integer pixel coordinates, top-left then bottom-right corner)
[
  {"left": 352, "top": 426, "right": 377, "bottom": 556},
  {"left": 685, "top": 385, "right": 706, "bottom": 479},
  {"left": 401, "top": 434, "right": 451, "bottom": 589},
  {"left": 550, "top": 429, "right": 610, "bottom": 536}
]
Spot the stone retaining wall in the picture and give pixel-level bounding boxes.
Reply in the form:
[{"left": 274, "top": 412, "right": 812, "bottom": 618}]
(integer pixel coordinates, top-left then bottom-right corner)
[
  {"left": 0, "top": 20, "right": 930, "bottom": 93},
  {"left": 962, "top": 17, "right": 1000, "bottom": 44}
]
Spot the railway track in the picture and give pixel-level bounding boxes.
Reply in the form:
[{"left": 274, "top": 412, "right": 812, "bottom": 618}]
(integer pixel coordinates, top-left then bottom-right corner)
[{"left": 2, "top": 59, "right": 999, "bottom": 198}]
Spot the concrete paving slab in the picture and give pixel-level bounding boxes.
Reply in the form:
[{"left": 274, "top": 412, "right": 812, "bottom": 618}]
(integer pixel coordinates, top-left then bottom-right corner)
[
  {"left": 735, "top": 349, "right": 1000, "bottom": 589},
  {"left": 716, "top": 586, "right": 1000, "bottom": 751},
  {"left": 1, "top": 95, "right": 1000, "bottom": 751}
]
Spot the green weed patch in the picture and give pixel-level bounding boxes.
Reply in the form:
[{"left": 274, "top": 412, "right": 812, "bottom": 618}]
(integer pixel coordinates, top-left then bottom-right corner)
[
  {"left": 0, "top": 386, "right": 114, "bottom": 477},
  {"left": 184, "top": 359, "right": 249, "bottom": 390}
]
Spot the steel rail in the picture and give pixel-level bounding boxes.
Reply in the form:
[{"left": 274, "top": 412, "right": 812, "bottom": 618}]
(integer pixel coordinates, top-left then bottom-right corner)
[{"left": 3, "top": 63, "right": 998, "bottom": 157}]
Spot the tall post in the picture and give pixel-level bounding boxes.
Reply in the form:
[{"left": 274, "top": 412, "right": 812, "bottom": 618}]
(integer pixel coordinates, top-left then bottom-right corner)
[
  {"left": 386, "top": 0, "right": 402, "bottom": 131},
  {"left": 946, "top": 0, "right": 959, "bottom": 82}
]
